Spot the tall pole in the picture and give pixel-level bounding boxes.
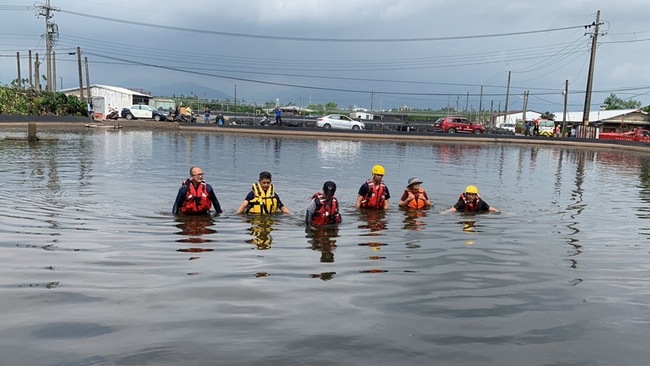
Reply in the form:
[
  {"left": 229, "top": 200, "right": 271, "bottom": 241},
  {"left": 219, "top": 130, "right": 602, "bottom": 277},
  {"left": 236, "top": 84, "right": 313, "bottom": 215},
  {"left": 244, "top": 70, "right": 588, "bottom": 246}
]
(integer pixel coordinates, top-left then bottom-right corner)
[
  {"left": 84, "top": 56, "right": 91, "bottom": 101},
  {"left": 562, "top": 80, "right": 569, "bottom": 136},
  {"left": 234, "top": 84, "right": 237, "bottom": 122},
  {"left": 522, "top": 91, "right": 529, "bottom": 127},
  {"left": 478, "top": 85, "right": 484, "bottom": 123},
  {"left": 582, "top": 10, "right": 602, "bottom": 126},
  {"left": 16, "top": 52, "right": 22, "bottom": 88},
  {"left": 34, "top": 53, "right": 41, "bottom": 91},
  {"left": 52, "top": 50, "right": 57, "bottom": 91},
  {"left": 503, "top": 71, "right": 511, "bottom": 126},
  {"left": 77, "top": 47, "right": 84, "bottom": 100},
  {"left": 28, "top": 50, "right": 33, "bottom": 88}
]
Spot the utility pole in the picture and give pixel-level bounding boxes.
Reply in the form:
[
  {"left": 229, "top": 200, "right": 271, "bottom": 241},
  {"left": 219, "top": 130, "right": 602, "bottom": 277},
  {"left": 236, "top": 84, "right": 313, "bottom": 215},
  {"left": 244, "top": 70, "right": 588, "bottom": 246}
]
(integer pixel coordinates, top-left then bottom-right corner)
[
  {"left": 84, "top": 56, "right": 91, "bottom": 102},
  {"left": 77, "top": 47, "right": 84, "bottom": 100},
  {"left": 370, "top": 91, "right": 374, "bottom": 112},
  {"left": 37, "top": 0, "right": 59, "bottom": 91},
  {"left": 34, "top": 53, "right": 41, "bottom": 91},
  {"left": 28, "top": 50, "right": 33, "bottom": 88},
  {"left": 478, "top": 85, "right": 484, "bottom": 123},
  {"left": 465, "top": 91, "right": 469, "bottom": 113},
  {"left": 521, "top": 90, "right": 529, "bottom": 127},
  {"left": 582, "top": 10, "right": 603, "bottom": 126},
  {"left": 52, "top": 50, "right": 56, "bottom": 91},
  {"left": 503, "top": 70, "right": 511, "bottom": 126},
  {"left": 16, "top": 52, "right": 22, "bottom": 88},
  {"left": 562, "top": 80, "right": 569, "bottom": 136}
]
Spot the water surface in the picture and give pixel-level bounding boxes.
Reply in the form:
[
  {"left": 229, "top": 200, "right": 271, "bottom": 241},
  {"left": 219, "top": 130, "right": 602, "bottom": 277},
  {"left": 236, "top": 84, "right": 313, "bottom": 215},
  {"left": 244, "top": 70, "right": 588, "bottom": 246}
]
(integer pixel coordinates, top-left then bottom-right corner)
[{"left": 1, "top": 129, "right": 649, "bottom": 366}]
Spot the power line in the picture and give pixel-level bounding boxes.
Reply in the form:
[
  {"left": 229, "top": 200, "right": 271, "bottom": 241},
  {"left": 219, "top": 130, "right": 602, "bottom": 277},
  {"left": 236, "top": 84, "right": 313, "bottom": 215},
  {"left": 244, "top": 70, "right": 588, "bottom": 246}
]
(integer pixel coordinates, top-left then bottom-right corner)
[{"left": 59, "top": 9, "right": 590, "bottom": 43}]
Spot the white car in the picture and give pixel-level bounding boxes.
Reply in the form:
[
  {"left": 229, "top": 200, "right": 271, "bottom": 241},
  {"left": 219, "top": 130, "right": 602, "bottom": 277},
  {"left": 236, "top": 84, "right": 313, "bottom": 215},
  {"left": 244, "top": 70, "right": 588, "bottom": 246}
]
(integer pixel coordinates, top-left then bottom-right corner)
[
  {"left": 501, "top": 123, "right": 516, "bottom": 134},
  {"left": 316, "top": 114, "right": 365, "bottom": 130},
  {"left": 121, "top": 105, "right": 167, "bottom": 121}
]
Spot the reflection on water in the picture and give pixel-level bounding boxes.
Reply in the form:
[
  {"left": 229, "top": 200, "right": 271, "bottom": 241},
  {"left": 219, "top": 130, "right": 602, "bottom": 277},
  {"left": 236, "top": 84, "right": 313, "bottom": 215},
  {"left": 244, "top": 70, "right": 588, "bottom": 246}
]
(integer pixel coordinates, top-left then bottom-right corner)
[
  {"left": 2, "top": 130, "right": 650, "bottom": 365},
  {"left": 402, "top": 209, "right": 428, "bottom": 231},
  {"left": 244, "top": 215, "right": 277, "bottom": 250}
]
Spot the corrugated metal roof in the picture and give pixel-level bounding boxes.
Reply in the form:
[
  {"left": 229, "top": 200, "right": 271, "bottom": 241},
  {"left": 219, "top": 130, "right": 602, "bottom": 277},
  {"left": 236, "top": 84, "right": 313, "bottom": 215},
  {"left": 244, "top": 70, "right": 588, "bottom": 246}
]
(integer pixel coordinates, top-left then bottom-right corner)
[
  {"left": 553, "top": 109, "right": 646, "bottom": 122},
  {"left": 60, "top": 84, "right": 150, "bottom": 97}
]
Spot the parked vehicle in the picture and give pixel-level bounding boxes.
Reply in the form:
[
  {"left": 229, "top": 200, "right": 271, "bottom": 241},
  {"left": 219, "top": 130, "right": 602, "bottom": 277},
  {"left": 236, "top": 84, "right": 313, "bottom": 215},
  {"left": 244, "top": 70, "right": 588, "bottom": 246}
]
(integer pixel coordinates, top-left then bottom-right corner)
[
  {"left": 599, "top": 128, "right": 650, "bottom": 142},
  {"left": 537, "top": 120, "right": 555, "bottom": 137},
  {"left": 432, "top": 116, "right": 485, "bottom": 134},
  {"left": 500, "top": 123, "right": 516, "bottom": 134},
  {"left": 316, "top": 114, "right": 365, "bottom": 130},
  {"left": 106, "top": 107, "right": 119, "bottom": 120},
  {"left": 121, "top": 105, "right": 167, "bottom": 121}
]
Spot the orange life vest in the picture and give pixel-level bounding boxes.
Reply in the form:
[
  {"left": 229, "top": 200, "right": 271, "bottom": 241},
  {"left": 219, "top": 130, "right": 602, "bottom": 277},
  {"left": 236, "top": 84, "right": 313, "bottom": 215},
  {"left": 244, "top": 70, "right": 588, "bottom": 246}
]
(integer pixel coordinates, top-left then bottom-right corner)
[
  {"left": 310, "top": 192, "right": 341, "bottom": 226},
  {"left": 180, "top": 182, "right": 212, "bottom": 214},
  {"left": 459, "top": 193, "right": 482, "bottom": 212},
  {"left": 405, "top": 189, "right": 427, "bottom": 209},
  {"left": 361, "top": 180, "right": 386, "bottom": 209}
]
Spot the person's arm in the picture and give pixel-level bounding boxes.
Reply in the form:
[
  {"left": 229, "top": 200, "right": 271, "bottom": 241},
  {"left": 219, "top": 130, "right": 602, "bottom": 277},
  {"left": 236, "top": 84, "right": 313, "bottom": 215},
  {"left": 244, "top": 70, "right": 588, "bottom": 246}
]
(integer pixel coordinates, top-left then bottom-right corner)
[
  {"left": 422, "top": 190, "right": 433, "bottom": 208},
  {"left": 398, "top": 190, "right": 412, "bottom": 208},
  {"left": 305, "top": 199, "right": 318, "bottom": 226},
  {"left": 172, "top": 186, "right": 187, "bottom": 214},
  {"left": 442, "top": 198, "right": 464, "bottom": 214},
  {"left": 235, "top": 200, "right": 249, "bottom": 214},
  {"left": 207, "top": 185, "right": 222, "bottom": 214},
  {"left": 383, "top": 186, "right": 390, "bottom": 209},
  {"left": 356, "top": 183, "right": 368, "bottom": 209},
  {"left": 481, "top": 200, "right": 499, "bottom": 213},
  {"left": 276, "top": 194, "right": 291, "bottom": 214}
]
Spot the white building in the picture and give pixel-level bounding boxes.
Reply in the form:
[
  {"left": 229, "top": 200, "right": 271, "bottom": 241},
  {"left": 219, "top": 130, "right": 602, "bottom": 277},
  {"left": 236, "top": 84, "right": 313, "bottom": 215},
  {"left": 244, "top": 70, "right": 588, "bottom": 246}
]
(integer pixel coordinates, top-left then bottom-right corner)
[
  {"left": 61, "top": 84, "right": 151, "bottom": 120},
  {"left": 493, "top": 110, "right": 542, "bottom": 126},
  {"left": 349, "top": 111, "right": 374, "bottom": 120}
]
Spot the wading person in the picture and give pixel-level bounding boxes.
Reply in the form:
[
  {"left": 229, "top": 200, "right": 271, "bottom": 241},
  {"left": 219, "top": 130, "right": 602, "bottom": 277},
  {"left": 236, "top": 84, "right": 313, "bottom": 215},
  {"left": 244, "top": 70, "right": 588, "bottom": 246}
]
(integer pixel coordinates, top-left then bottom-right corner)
[
  {"left": 236, "top": 171, "right": 291, "bottom": 214},
  {"left": 398, "top": 177, "right": 432, "bottom": 209},
  {"left": 356, "top": 165, "right": 390, "bottom": 210},
  {"left": 306, "top": 181, "right": 341, "bottom": 227},
  {"left": 445, "top": 185, "right": 498, "bottom": 213},
  {"left": 172, "top": 166, "right": 222, "bottom": 215}
]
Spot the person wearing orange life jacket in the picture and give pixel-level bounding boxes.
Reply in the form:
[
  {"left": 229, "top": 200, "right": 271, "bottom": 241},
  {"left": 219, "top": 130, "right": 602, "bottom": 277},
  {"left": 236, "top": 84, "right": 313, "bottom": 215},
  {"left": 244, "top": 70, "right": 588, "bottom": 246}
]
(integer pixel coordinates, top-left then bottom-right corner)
[
  {"left": 446, "top": 185, "right": 498, "bottom": 213},
  {"left": 172, "top": 166, "right": 222, "bottom": 215},
  {"left": 398, "top": 177, "right": 432, "bottom": 209},
  {"left": 306, "top": 181, "right": 342, "bottom": 227},
  {"left": 356, "top": 165, "right": 390, "bottom": 210}
]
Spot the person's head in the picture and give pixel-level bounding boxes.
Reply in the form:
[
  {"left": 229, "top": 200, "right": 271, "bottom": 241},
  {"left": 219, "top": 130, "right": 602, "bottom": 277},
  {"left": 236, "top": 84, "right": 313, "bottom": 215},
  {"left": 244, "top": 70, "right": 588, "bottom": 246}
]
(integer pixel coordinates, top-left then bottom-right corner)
[
  {"left": 371, "top": 164, "right": 385, "bottom": 182},
  {"left": 465, "top": 185, "right": 479, "bottom": 199},
  {"left": 189, "top": 166, "right": 204, "bottom": 185},
  {"left": 322, "top": 181, "right": 337, "bottom": 197},
  {"left": 258, "top": 171, "right": 272, "bottom": 190},
  {"left": 407, "top": 177, "right": 423, "bottom": 191}
]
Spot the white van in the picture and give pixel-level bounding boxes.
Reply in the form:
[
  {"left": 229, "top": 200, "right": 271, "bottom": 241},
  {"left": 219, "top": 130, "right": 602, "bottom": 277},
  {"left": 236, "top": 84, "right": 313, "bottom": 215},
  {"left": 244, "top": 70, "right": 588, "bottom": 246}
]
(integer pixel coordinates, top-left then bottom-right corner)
[{"left": 538, "top": 120, "right": 555, "bottom": 136}]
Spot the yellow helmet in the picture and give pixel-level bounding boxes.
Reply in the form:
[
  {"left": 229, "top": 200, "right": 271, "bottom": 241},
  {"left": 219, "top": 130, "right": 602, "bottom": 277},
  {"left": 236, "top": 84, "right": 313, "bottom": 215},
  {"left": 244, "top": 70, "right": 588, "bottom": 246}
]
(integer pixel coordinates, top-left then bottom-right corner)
[
  {"left": 371, "top": 165, "right": 385, "bottom": 176},
  {"left": 465, "top": 185, "right": 479, "bottom": 194}
]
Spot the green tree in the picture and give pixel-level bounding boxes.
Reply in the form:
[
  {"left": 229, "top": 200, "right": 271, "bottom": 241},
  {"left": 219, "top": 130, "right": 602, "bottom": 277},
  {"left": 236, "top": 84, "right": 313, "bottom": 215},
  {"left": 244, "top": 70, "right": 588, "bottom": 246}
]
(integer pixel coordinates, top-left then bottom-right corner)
[{"left": 603, "top": 93, "right": 641, "bottom": 110}]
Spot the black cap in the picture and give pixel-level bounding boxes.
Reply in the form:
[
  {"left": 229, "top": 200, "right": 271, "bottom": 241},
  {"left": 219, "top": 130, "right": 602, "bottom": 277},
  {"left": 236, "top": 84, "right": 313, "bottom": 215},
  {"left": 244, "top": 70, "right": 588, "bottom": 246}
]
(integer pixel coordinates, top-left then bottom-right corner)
[{"left": 323, "top": 181, "right": 336, "bottom": 196}]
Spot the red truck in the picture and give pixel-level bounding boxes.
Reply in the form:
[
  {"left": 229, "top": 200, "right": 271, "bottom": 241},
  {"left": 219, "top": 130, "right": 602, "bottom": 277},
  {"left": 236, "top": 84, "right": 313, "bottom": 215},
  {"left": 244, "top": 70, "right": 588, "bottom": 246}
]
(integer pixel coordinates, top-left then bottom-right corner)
[{"left": 599, "top": 128, "right": 650, "bottom": 142}]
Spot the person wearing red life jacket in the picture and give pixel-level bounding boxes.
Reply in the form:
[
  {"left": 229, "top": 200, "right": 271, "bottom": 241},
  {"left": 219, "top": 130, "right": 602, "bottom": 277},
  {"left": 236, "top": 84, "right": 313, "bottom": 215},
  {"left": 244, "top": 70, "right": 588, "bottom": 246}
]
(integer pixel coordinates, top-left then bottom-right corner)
[
  {"left": 446, "top": 185, "right": 498, "bottom": 213},
  {"left": 398, "top": 177, "right": 432, "bottom": 209},
  {"left": 356, "top": 165, "right": 390, "bottom": 210},
  {"left": 172, "top": 166, "right": 222, "bottom": 215},
  {"left": 306, "top": 181, "right": 342, "bottom": 227}
]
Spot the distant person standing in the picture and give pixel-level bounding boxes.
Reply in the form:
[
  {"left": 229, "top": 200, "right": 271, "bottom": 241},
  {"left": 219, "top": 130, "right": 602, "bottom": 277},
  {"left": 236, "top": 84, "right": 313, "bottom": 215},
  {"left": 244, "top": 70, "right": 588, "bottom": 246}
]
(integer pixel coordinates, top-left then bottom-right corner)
[
  {"left": 204, "top": 107, "right": 211, "bottom": 123},
  {"left": 274, "top": 107, "right": 283, "bottom": 126}
]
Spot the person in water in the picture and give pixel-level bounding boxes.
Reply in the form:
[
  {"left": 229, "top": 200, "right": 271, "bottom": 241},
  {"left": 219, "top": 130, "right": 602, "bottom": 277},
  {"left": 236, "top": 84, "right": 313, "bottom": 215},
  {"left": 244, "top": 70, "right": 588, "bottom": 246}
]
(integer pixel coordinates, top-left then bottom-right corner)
[
  {"left": 306, "top": 181, "right": 342, "bottom": 227},
  {"left": 172, "top": 166, "right": 222, "bottom": 215},
  {"left": 356, "top": 164, "right": 390, "bottom": 210},
  {"left": 235, "top": 171, "right": 291, "bottom": 214},
  {"left": 398, "top": 177, "right": 432, "bottom": 209},
  {"left": 446, "top": 185, "right": 498, "bottom": 213}
]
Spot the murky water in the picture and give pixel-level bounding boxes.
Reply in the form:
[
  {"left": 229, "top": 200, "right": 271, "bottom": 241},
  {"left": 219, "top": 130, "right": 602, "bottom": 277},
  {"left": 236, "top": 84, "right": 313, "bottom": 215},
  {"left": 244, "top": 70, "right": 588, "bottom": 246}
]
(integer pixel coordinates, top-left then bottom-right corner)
[{"left": 1, "top": 129, "right": 649, "bottom": 366}]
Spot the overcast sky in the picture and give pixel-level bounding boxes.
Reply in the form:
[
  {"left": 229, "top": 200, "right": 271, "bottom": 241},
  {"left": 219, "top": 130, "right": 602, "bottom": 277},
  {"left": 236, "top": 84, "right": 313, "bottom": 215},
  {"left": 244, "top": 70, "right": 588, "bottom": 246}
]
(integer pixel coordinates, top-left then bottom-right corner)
[{"left": 1, "top": 0, "right": 649, "bottom": 113}]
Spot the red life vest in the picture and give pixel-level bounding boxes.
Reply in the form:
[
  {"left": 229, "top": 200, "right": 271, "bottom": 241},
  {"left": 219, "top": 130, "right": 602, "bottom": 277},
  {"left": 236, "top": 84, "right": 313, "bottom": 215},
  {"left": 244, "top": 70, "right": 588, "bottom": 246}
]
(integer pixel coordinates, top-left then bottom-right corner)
[
  {"left": 405, "top": 189, "right": 427, "bottom": 209},
  {"left": 180, "top": 182, "right": 212, "bottom": 214},
  {"left": 460, "top": 193, "right": 482, "bottom": 212},
  {"left": 361, "top": 180, "right": 386, "bottom": 209},
  {"left": 311, "top": 192, "right": 341, "bottom": 226}
]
